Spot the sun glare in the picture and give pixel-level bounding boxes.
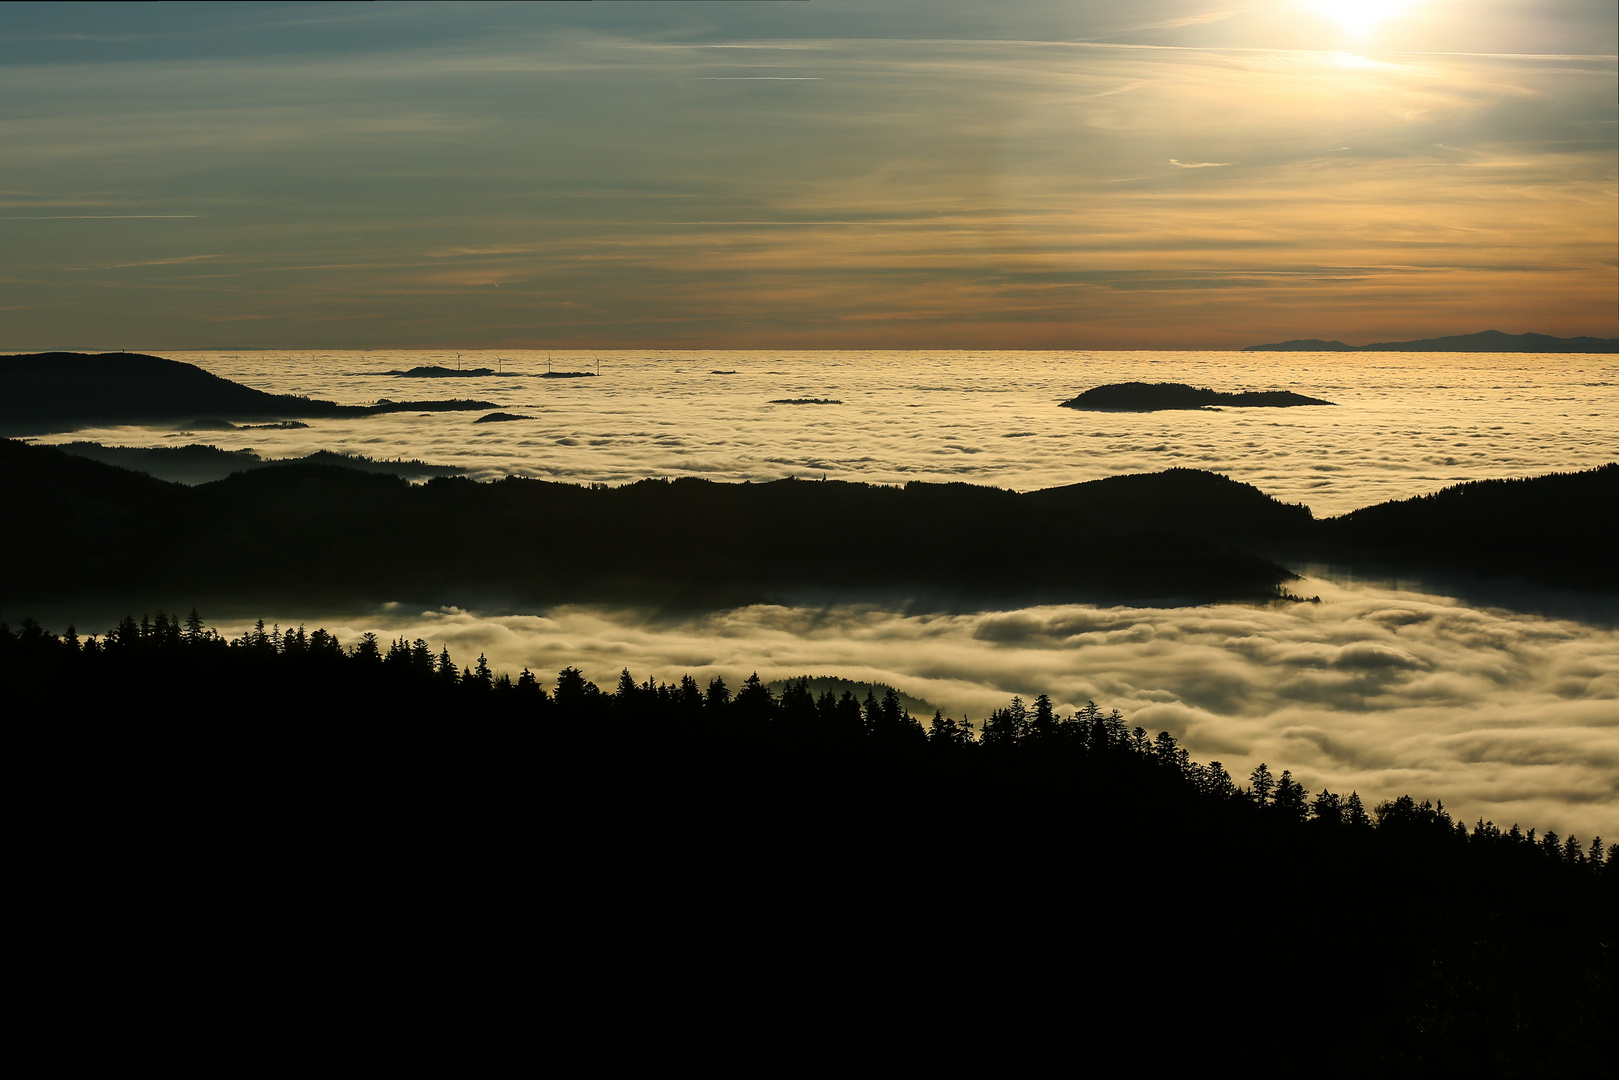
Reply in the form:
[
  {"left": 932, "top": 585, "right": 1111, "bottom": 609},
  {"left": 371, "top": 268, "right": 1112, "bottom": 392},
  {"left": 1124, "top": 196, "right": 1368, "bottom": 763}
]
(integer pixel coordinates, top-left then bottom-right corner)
[{"left": 1303, "top": 0, "right": 1420, "bottom": 37}]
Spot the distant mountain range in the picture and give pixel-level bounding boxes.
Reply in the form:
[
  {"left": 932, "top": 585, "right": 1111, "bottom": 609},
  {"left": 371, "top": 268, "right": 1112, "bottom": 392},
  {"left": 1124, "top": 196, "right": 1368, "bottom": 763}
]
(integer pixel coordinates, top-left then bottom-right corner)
[{"left": 1244, "top": 330, "right": 1619, "bottom": 353}]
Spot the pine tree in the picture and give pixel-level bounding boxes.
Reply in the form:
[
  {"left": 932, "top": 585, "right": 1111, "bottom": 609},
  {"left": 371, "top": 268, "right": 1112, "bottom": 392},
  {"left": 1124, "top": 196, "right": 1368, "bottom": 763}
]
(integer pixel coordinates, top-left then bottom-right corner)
[
  {"left": 616, "top": 667, "right": 639, "bottom": 702},
  {"left": 704, "top": 675, "right": 730, "bottom": 713},
  {"left": 410, "top": 638, "right": 436, "bottom": 677},
  {"left": 1273, "top": 770, "right": 1308, "bottom": 822},
  {"left": 1345, "top": 792, "right": 1371, "bottom": 828},
  {"left": 353, "top": 632, "right": 382, "bottom": 665},
  {"left": 1311, "top": 790, "right": 1343, "bottom": 825},
  {"left": 1029, "top": 694, "right": 1057, "bottom": 740},
  {"left": 469, "top": 653, "right": 493, "bottom": 691},
  {"left": 1249, "top": 763, "right": 1275, "bottom": 806}
]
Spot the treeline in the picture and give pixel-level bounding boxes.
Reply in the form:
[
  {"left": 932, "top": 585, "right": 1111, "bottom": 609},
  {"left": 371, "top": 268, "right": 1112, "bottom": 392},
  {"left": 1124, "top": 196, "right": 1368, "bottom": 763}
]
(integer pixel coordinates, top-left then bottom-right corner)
[
  {"left": 10, "top": 610, "right": 1611, "bottom": 873},
  {"left": 8, "top": 612, "right": 1614, "bottom": 1075}
]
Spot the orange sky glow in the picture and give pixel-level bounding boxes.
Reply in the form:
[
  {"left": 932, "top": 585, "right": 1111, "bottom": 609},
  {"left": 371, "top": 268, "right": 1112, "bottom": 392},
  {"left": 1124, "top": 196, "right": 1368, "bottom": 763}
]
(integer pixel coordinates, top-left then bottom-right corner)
[{"left": 1, "top": 1, "right": 1614, "bottom": 349}]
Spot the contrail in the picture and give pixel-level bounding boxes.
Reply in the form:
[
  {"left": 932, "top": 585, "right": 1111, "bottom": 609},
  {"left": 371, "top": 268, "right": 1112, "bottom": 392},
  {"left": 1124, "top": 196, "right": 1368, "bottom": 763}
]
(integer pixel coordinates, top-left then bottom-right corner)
[{"left": 2, "top": 214, "right": 200, "bottom": 220}]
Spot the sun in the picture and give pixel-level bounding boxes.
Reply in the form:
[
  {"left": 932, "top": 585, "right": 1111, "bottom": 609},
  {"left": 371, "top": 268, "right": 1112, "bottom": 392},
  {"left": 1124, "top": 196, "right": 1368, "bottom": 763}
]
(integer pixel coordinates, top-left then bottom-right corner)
[{"left": 1302, "top": 0, "right": 1421, "bottom": 37}]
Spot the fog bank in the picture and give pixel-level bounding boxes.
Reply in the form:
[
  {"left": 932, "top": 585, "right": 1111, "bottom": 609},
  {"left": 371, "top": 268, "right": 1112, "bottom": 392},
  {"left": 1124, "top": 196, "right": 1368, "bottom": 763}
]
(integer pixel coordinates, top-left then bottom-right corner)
[{"left": 227, "top": 575, "right": 1617, "bottom": 841}]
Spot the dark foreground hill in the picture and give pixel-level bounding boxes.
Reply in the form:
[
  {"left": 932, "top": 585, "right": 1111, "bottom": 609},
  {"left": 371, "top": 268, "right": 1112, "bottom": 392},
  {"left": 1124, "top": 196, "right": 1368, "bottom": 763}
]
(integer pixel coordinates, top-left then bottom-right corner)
[
  {"left": 1246, "top": 330, "right": 1619, "bottom": 352},
  {"left": 7, "top": 617, "right": 1613, "bottom": 1074},
  {"left": 0, "top": 441, "right": 1303, "bottom": 610},
  {"left": 1061, "top": 382, "right": 1334, "bottom": 410},
  {"left": 0, "top": 352, "right": 497, "bottom": 434}
]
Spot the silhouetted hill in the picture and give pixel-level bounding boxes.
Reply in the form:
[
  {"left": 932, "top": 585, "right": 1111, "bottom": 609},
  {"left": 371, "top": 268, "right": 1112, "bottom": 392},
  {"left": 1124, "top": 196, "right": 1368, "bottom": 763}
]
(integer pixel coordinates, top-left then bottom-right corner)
[
  {"left": 1, "top": 440, "right": 1298, "bottom": 610},
  {"left": 1320, "top": 464, "right": 1619, "bottom": 590},
  {"left": 1022, "top": 467, "right": 1315, "bottom": 542},
  {"left": 52, "top": 441, "right": 467, "bottom": 485},
  {"left": 0, "top": 352, "right": 499, "bottom": 434},
  {"left": 1238, "top": 338, "right": 1355, "bottom": 351},
  {"left": 1060, "top": 382, "right": 1335, "bottom": 410},
  {"left": 1246, "top": 330, "right": 1619, "bottom": 352},
  {"left": 386, "top": 365, "right": 496, "bottom": 377},
  {"left": 8, "top": 439, "right": 1608, "bottom": 608},
  {"left": 7, "top": 616, "right": 1612, "bottom": 1075},
  {"left": 763, "top": 675, "right": 938, "bottom": 719}
]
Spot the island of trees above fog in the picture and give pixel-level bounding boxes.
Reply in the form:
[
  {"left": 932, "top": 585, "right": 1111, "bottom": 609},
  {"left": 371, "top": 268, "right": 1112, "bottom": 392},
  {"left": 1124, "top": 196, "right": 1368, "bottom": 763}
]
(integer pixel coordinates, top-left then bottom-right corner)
[
  {"left": 1060, "top": 383, "right": 1335, "bottom": 410},
  {"left": 6, "top": 613, "right": 1612, "bottom": 1074}
]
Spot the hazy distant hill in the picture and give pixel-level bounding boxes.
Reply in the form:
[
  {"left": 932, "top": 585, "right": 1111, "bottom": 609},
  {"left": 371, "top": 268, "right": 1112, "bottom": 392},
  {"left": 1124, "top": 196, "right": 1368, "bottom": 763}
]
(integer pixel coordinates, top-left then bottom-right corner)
[
  {"left": 0, "top": 352, "right": 499, "bottom": 434},
  {"left": 763, "top": 676, "right": 939, "bottom": 718},
  {"left": 53, "top": 441, "right": 467, "bottom": 485},
  {"left": 1245, "top": 330, "right": 1619, "bottom": 352}
]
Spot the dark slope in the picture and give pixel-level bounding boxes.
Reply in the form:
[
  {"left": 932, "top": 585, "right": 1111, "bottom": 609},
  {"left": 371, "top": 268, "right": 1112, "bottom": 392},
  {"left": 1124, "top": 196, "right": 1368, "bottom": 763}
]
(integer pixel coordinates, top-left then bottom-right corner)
[
  {"left": 0, "top": 352, "right": 497, "bottom": 434},
  {"left": 9, "top": 439, "right": 1607, "bottom": 608},
  {"left": 1022, "top": 467, "right": 1314, "bottom": 542},
  {"left": 1320, "top": 464, "right": 1619, "bottom": 591},
  {"left": 1060, "top": 382, "right": 1334, "bottom": 410},
  {"left": 1246, "top": 330, "right": 1619, "bottom": 353},
  {"left": 53, "top": 441, "right": 466, "bottom": 485},
  {"left": 1, "top": 440, "right": 1296, "bottom": 610},
  {"left": 8, "top": 622, "right": 1613, "bottom": 1075}
]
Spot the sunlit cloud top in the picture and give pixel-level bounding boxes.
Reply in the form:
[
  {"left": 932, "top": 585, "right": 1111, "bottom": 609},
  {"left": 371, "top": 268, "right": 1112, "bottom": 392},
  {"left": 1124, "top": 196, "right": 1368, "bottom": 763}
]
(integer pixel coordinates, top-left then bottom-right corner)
[{"left": 1, "top": 1, "right": 1613, "bottom": 349}]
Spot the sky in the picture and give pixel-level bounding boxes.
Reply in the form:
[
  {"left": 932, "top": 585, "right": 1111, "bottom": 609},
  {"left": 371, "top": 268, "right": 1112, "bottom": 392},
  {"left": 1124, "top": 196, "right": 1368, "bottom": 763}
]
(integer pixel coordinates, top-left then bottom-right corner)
[{"left": 2, "top": 1, "right": 1615, "bottom": 350}]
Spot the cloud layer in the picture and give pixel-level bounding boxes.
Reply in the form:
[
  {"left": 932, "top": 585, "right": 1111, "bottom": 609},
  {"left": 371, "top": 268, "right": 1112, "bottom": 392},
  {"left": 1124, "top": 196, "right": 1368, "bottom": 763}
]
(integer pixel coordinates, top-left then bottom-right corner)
[
  {"left": 37, "top": 348, "right": 1617, "bottom": 515},
  {"left": 218, "top": 573, "right": 1617, "bottom": 841}
]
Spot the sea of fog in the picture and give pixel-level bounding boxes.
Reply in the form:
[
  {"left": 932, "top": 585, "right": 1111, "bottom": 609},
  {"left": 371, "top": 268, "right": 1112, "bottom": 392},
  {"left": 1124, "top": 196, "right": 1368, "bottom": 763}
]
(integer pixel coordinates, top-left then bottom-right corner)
[
  {"left": 31, "top": 350, "right": 1619, "bottom": 838},
  {"left": 37, "top": 349, "right": 1615, "bottom": 515}
]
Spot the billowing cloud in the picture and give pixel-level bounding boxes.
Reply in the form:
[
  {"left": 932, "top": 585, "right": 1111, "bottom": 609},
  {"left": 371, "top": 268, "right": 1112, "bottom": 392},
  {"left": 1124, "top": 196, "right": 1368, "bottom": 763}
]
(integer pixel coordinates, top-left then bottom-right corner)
[{"left": 205, "top": 573, "right": 1618, "bottom": 842}]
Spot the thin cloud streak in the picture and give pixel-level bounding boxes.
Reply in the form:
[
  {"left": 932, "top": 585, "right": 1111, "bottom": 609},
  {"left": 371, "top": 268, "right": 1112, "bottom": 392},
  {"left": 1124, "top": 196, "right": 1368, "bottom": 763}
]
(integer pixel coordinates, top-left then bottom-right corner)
[
  {"left": 0, "top": 10, "right": 1611, "bottom": 346},
  {"left": 3, "top": 215, "right": 200, "bottom": 220}
]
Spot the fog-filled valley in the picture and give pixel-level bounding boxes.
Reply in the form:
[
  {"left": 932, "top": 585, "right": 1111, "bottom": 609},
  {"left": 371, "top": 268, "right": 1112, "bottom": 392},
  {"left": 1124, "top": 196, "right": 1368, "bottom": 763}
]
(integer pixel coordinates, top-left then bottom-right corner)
[
  {"left": 5, "top": 348, "right": 1615, "bottom": 841},
  {"left": 25, "top": 348, "right": 1615, "bottom": 514}
]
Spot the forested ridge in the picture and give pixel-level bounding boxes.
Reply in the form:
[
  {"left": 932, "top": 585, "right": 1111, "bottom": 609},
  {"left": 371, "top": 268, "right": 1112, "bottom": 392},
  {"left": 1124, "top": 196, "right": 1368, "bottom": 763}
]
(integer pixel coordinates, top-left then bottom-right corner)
[
  {"left": 8, "top": 613, "right": 1613, "bottom": 1075},
  {"left": 2, "top": 437, "right": 1301, "bottom": 608},
  {"left": 5, "top": 440, "right": 1612, "bottom": 614}
]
